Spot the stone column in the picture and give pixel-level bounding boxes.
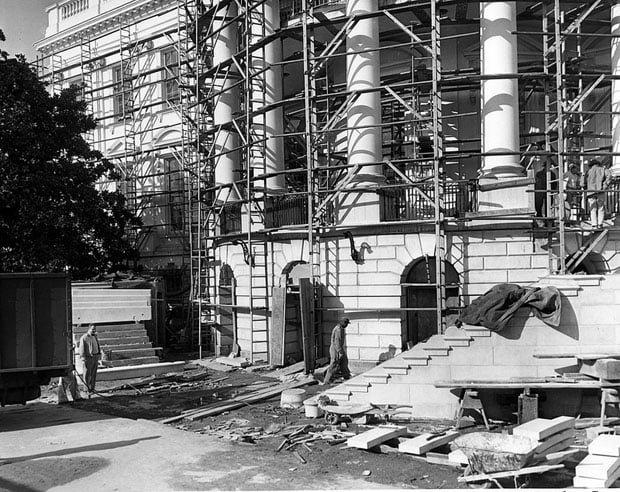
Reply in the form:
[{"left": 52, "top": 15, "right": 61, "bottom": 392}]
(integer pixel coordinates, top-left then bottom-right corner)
[
  {"left": 480, "top": 1, "right": 522, "bottom": 178},
  {"left": 213, "top": 2, "right": 240, "bottom": 202},
  {"left": 252, "top": 1, "right": 286, "bottom": 192},
  {"left": 346, "top": 0, "right": 383, "bottom": 180}
]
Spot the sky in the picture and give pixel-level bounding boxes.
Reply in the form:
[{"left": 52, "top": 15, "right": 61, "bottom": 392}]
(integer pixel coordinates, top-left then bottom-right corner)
[{"left": 0, "top": 0, "right": 56, "bottom": 61}]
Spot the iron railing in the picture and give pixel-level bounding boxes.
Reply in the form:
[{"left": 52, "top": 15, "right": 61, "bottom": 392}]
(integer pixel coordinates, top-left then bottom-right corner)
[
  {"left": 379, "top": 180, "right": 477, "bottom": 222},
  {"left": 265, "top": 195, "right": 308, "bottom": 228}
]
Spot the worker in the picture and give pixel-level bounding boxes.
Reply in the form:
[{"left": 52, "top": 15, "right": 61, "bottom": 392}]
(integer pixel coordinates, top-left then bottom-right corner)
[
  {"left": 534, "top": 159, "right": 557, "bottom": 227},
  {"left": 581, "top": 159, "right": 608, "bottom": 228},
  {"left": 564, "top": 163, "right": 581, "bottom": 222},
  {"left": 78, "top": 324, "right": 101, "bottom": 394},
  {"left": 322, "top": 317, "right": 351, "bottom": 386}
]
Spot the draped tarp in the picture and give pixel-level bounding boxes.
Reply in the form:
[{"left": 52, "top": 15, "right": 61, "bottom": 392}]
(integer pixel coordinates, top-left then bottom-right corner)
[{"left": 457, "top": 283, "right": 562, "bottom": 333}]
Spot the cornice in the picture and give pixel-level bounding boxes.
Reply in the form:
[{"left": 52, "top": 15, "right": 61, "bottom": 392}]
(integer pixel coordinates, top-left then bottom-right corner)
[{"left": 35, "top": 0, "right": 175, "bottom": 55}]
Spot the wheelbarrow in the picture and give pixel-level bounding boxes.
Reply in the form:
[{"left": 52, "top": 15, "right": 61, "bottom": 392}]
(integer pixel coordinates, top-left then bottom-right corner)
[{"left": 453, "top": 432, "right": 567, "bottom": 488}]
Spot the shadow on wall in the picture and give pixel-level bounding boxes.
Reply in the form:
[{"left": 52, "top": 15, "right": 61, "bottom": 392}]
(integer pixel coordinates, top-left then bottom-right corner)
[
  {"left": 496, "top": 292, "right": 579, "bottom": 341},
  {"left": 377, "top": 344, "right": 397, "bottom": 364}
]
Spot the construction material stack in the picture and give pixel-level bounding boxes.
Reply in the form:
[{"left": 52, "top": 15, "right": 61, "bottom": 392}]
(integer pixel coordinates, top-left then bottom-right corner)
[
  {"left": 573, "top": 435, "right": 620, "bottom": 488},
  {"left": 512, "top": 416, "right": 575, "bottom": 461}
]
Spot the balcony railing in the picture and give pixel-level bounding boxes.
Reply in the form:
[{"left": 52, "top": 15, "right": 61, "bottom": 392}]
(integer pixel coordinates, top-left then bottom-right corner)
[
  {"left": 379, "top": 180, "right": 477, "bottom": 222},
  {"left": 220, "top": 203, "right": 242, "bottom": 235},
  {"left": 265, "top": 195, "right": 308, "bottom": 228}
]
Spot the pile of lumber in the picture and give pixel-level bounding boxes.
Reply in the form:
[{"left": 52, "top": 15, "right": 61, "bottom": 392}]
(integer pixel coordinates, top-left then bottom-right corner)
[
  {"left": 161, "top": 376, "right": 316, "bottom": 424},
  {"left": 512, "top": 416, "right": 576, "bottom": 462},
  {"left": 573, "top": 435, "right": 620, "bottom": 488}
]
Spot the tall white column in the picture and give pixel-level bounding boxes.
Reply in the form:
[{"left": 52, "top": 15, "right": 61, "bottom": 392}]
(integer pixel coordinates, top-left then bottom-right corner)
[
  {"left": 480, "top": 1, "right": 522, "bottom": 178},
  {"left": 346, "top": 0, "right": 383, "bottom": 180},
  {"left": 252, "top": 1, "right": 286, "bottom": 192},
  {"left": 213, "top": 3, "right": 240, "bottom": 202},
  {"left": 612, "top": 2, "right": 620, "bottom": 176}
]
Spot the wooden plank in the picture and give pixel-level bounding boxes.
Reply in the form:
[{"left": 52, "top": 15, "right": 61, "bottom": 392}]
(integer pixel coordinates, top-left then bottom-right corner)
[
  {"left": 534, "top": 428, "right": 575, "bottom": 454},
  {"left": 539, "top": 448, "right": 581, "bottom": 466},
  {"left": 588, "top": 434, "right": 620, "bottom": 457},
  {"left": 299, "top": 278, "right": 315, "bottom": 374},
  {"left": 458, "top": 464, "right": 564, "bottom": 484},
  {"left": 575, "top": 454, "right": 620, "bottom": 480},
  {"left": 398, "top": 431, "right": 460, "bottom": 455},
  {"left": 426, "top": 452, "right": 460, "bottom": 467},
  {"left": 513, "top": 416, "right": 575, "bottom": 441},
  {"left": 269, "top": 287, "right": 287, "bottom": 366},
  {"left": 347, "top": 425, "right": 407, "bottom": 450}
]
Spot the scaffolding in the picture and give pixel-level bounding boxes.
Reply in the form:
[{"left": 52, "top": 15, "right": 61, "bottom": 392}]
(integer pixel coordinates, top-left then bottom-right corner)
[{"left": 34, "top": 0, "right": 620, "bottom": 359}]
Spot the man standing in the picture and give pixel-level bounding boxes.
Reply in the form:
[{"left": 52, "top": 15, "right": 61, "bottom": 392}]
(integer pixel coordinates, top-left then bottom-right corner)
[
  {"left": 582, "top": 159, "right": 608, "bottom": 228},
  {"left": 78, "top": 324, "right": 101, "bottom": 394},
  {"left": 322, "top": 317, "right": 351, "bottom": 385}
]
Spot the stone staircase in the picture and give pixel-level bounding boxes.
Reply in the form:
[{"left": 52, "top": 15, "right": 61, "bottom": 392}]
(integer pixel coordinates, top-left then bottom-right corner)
[
  {"left": 321, "top": 325, "right": 492, "bottom": 418},
  {"left": 321, "top": 274, "right": 620, "bottom": 419},
  {"left": 73, "top": 322, "right": 162, "bottom": 367}
]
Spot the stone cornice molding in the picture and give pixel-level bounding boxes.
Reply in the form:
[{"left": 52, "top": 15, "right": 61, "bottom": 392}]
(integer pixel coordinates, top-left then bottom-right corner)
[{"left": 35, "top": 0, "right": 174, "bottom": 55}]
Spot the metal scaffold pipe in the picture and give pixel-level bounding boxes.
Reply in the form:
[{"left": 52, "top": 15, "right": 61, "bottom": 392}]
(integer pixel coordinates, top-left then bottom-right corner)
[{"left": 612, "top": 1, "right": 620, "bottom": 176}]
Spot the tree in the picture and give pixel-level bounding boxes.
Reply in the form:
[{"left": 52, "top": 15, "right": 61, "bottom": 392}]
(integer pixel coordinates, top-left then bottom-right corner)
[{"left": 0, "top": 39, "right": 140, "bottom": 279}]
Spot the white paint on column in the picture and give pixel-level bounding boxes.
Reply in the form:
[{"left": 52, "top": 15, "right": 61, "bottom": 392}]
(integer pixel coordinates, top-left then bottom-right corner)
[
  {"left": 251, "top": 1, "right": 286, "bottom": 192},
  {"left": 480, "top": 1, "right": 522, "bottom": 178},
  {"left": 612, "top": 2, "right": 620, "bottom": 176},
  {"left": 213, "top": 2, "right": 240, "bottom": 201},
  {"left": 346, "top": 0, "right": 383, "bottom": 180}
]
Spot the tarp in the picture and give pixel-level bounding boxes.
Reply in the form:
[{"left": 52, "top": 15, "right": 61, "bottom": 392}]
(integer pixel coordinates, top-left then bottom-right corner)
[{"left": 458, "top": 283, "right": 562, "bottom": 333}]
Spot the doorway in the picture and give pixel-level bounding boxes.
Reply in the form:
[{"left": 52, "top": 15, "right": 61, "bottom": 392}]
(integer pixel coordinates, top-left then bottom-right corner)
[{"left": 401, "top": 256, "right": 459, "bottom": 350}]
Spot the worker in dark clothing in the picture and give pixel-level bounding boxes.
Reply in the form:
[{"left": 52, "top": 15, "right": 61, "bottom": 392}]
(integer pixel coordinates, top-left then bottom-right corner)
[
  {"left": 322, "top": 317, "right": 351, "bottom": 385},
  {"left": 78, "top": 324, "right": 101, "bottom": 394},
  {"left": 534, "top": 160, "right": 557, "bottom": 227}
]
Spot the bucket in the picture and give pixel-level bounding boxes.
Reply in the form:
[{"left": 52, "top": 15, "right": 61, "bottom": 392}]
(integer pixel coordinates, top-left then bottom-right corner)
[
  {"left": 303, "top": 397, "right": 323, "bottom": 418},
  {"left": 280, "top": 388, "right": 306, "bottom": 409}
]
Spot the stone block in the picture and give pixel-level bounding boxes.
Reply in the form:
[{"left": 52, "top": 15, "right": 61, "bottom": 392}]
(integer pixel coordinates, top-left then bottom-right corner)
[
  {"left": 508, "top": 269, "right": 545, "bottom": 283},
  {"left": 347, "top": 425, "right": 408, "bottom": 450},
  {"left": 379, "top": 335, "right": 402, "bottom": 348},
  {"left": 507, "top": 241, "right": 536, "bottom": 255},
  {"left": 580, "top": 359, "right": 620, "bottom": 380},
  {"left": 575, "top": 454, "right": 620, "bottom": 480},
  {"left": 466, "top": 270, "right": 509, "bottom": 284},
  {"left": 465, "top": 241, "right": 508, "bottom": 257},
  {"left": 573, "top": 466, "right": 620, "bottom": 488},
  {"left": 484, "top": 255, "right": 531, "bottom": 270},
  {"left": 357, "top": 272, "right": 400, "bottom": 286},
  {"left": 399, "top": 430, "right": 459, "bottom": 455},
  {"left": 579, "top": 306, "right": 620, "bottom": 326},
  {"left": 357, "top": 297, "right": 399, "bottom": 309},
  {"left": 513, "top": 416, "right": 575, "bottom": 441},
  {"left": 589, "top": 434, "right": 620, "bottom": 457},
  {"left": 365, "top": 383, "right": 411, "bottom": 405},
  {"left": 463, "top": 257, "right": 484, "bottom": 271},
  {"left": 380, "top": 235, "right": 405, "bottom": 246}
]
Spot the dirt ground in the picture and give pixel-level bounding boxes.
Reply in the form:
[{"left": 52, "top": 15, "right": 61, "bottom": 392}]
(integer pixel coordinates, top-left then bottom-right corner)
[{"left": 39, "top": 358, "right": 583, "bottom": 490}]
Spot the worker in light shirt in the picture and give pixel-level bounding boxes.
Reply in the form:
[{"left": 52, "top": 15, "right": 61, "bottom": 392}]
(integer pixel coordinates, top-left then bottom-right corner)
[{"left": 78, "top": 324, "right": 101, "bottom": 394}]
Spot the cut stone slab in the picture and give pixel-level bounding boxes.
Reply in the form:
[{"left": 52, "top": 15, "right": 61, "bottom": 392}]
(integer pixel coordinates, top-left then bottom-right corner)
[
  {"left": 399, "top": 430, "right": 460, "bottom": 455},
  {"left": 533, "top": 428, "right": 576, "bottom": 454},
  {"left": 579, "top": 358, "right": 620, "bottom": 380},
  {"left": 573, "top": 463, "right": 620, "bottom": 488},
  {"left": 575, "top": 453, "right": 620, "bottom": 480},
  {"left": 215, "top": 357, "right": 251, "bottom": 368},
  {"left": 588, "top": 434, "right": 620, "bottom": 457},
  {"left": 513, "top": 416, "right": 575, "bottom": 441},
  {"left": 97, "top": 361, "right": 185, "bottom": 381},
  {"left": 347, "top": 425, "right": 408, "bottom": 450},
  {"left": 533, "top": 437, "right": 574, "bottom": 460}
]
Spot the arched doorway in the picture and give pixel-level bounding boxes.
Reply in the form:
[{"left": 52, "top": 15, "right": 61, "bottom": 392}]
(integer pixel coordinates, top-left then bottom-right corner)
[
  {"left": 215, "top": 264, "right": 236, "bottom": 356},
  {"left": 401, "top": 256, "right": 460, "bottom": 350}
]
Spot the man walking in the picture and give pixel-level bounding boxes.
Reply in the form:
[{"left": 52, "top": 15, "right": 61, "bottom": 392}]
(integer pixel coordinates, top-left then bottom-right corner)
[
  {"left": 322, "top": 317, "right": 351, "bottom": 385},
  {"left": 78, "top": 324, "right": 101, "bottom": 394}
]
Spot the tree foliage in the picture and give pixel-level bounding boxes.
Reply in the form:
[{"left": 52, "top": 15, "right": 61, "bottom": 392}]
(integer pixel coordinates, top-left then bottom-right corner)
[{"left": 0, "top": 40, "right": 140, "bottom": 278}]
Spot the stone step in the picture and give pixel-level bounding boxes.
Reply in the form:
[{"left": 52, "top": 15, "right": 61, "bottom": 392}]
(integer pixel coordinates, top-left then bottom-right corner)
[
  {"left": 97, "top": 336, "right": 151, "bottom": 346},
  {"left": 346, "top": 382, "right": 370, "bottom": 393},
  {"left": 422, "top": 345, "right": 450, "bottom": 356},
  {"left": 73, "top": 323, "right": 145, "bottom": 334},
  {"left": 381, "top": 364, "right": 409, "bottom": 375},
  {"left": 402, "top": 352, "right": 430, "bottom": 366},
  {"left": 100, "top": 342, "right": 153, "bottom": 352},
  {"left": 105, "top": 356, "right": 161, "bottom": 367},
  {"left": 324, "top": 388, "right": 351, "bottom": 402},
  {"left": 109, "top": 347, "right": 162, "bottom": 360},
  {"left": 91, "top": 330, "right": 147, "bottom": 340},
  {"left": 363, "top": 373, "right": 390, "bottom": 384},
  {"left": 462, "top": 324, "right": 492, "bottom": 337},
  {"left": 442, "top": 326, "right": 473, "bottom": 347}
]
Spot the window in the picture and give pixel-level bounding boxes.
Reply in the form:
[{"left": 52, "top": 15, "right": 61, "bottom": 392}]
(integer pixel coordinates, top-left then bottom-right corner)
[
  {"left": 161, "top": 48, "right": 179, "bottom": 106},
  {"left": 64, "top": 75, "right": 84, "bottom": 102},
  {"left": 112, "top": 64, "right": 131, "bottom": 119},
  {"left": 163, "top": 157, "right": 185, "bottom": 231}
]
